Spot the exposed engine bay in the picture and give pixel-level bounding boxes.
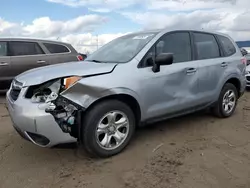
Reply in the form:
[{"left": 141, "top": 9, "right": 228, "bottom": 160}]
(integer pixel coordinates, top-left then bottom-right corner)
[
  {"left": 26, "top": 77, "right": 82, "bottom": 138},
  {"left": 45, "top": 96, "right": 81, "bottom": 138}
]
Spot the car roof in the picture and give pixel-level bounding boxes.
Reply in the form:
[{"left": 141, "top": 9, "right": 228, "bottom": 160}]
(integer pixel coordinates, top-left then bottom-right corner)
[
  {"left": 0, "top": 37, "right": 71, "bottom": 45},
  {"left": 127, "top": 28, "right": 230, "bottom": 38}
]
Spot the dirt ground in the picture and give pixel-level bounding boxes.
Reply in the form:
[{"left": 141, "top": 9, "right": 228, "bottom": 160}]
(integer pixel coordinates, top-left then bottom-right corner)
[{"left": 1, "top": 93, "right": 250, "bottom": 188}]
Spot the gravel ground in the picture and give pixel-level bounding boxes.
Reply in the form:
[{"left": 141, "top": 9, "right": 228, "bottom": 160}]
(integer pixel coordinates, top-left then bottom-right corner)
[{"left": 1, "top": 93, "right": 250, "bottom": 188}]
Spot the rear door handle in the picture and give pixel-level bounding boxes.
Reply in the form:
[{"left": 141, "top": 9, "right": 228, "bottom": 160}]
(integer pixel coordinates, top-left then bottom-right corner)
[
  {"left": 37, "top": 60, "right": 46, "bottom": 64},
  {"left": 0, "top": 62, "right": 9, "bottom": 66},
  {"left": 221, "top": 62, "right": 228, "bottom": 67},
  {"left": 186, "top": 68, "right": 197, "bottom": 74}
]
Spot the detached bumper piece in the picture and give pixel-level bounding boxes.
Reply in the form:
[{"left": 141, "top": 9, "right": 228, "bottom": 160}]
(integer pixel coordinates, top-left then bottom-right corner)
[{"left": 45, "top": 95, "right": 84, "bottom": 138}]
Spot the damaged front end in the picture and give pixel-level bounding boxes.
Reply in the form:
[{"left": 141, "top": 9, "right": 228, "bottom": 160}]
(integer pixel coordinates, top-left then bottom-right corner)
[
  {"left": 45, "top": 95, "right": 83, "bottom": 138},
  {"left": 26, "top": 76, "right": 84, "bottom": 139}
]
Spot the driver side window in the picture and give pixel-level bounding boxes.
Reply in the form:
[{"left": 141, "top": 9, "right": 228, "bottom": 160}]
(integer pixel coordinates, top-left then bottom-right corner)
[
  {"left": 140, "top": 32, "right": 192, "bottom": 67},
  {"left": 156, "top": 32, "right": 192, "bottom": 63}
]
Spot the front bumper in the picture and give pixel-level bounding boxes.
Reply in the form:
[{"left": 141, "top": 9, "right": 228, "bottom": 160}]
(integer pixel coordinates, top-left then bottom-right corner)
[{"left": 6, "top": 87, "right": 76, "bottom": 147}]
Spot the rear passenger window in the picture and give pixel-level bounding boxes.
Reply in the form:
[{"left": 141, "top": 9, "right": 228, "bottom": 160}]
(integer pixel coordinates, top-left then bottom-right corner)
[
  {"left": 9, "top": 41, "right": 44, "bottom": 56},
  {"left": 156, "top": 32, "right": 192, "bottom": 63},
  {"left": 217, "top": 35, "right": 236, "bottom": 56},
  {"left": 193, "top": 32, "right": 220, "bottom": 60},
  {"left": 0, "top": 42, "right": 7, "bottom": 56},
  {"left": 43, "top": 43, "right": 69, "bottom": 54}
]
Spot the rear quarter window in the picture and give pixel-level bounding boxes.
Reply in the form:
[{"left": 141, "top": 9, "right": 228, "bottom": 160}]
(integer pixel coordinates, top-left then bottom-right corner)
[
  {"left": 43, "top": 43, "right": 70, "bottom": 54},
  {"left": 217, "top": 35, "right": 236, "bottom": 56}
]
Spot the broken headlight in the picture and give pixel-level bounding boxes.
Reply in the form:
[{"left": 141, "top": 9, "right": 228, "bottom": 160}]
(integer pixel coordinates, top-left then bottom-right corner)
[
  {"left": 29, "top": 79, "right": 61, "bottom": 103},
  {"left": 28, "top": 76, "right": 81, "bottom": 103}
]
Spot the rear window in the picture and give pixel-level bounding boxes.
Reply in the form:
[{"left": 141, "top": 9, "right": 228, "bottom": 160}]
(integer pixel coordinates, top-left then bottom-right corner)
[
  {"left": 43, "top": 43, "right": 70, "bottom": 54},
  {"left": 217, "top": 35, "right": 236, "bottom": 56},
  {"left": 9, "top": 41, "right": 44, "bottom": 56},
  {"left": 0, "top": 42, "right": 7, "bottom": 56},
  {"left": 193, "top": 32, "right": 220, "bottom": 60}
]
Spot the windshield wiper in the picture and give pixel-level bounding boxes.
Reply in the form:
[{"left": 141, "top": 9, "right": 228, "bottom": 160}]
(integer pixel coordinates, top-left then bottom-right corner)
[{"left": 87, "top": 59, "right": 103, "bottom": 63}]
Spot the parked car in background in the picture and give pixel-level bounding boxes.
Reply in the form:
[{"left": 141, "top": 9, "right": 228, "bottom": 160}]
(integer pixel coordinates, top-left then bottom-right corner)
[
  {"left": 236, "top": 41, "right": 250, "bottom": 65},
  {"left": 236, "top": 41, "right": 250, "bottom": 88},
  {"left": 6, "top": 29, "right": 246, "bottom": 158},
  {"left": 240, "top": 48, "right": 248, "bottom": 56},
  {"left": 0, "top": 38, "right": 84, "bottom": 90}
]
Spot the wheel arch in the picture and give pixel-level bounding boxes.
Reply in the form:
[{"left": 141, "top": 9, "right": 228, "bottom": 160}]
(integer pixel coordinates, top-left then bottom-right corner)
[
  {"left": 223, "top": 77, "right": 242, "bottom": 98},
  {"left": 84, "top": 94, "right": 142, "bottom": 125},
  {"left": 225, "top": 77, "right": 241, "bottom": 97}
]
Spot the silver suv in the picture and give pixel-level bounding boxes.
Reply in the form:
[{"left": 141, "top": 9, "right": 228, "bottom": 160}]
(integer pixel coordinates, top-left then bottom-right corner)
[
  {"left": 6, "top": 29, "right": 246, "bottom": 158},
  {"left": 0, "top": 38, "right": 84, "bottom": 90}
]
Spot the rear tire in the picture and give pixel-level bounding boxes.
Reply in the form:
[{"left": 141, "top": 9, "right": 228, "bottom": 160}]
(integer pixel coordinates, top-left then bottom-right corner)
[
  {"left": 81, "top": 100, "right": 136, "bottom": 158},
  {"left": 212, "top": 83, "right": 238, "bottom": 118}
]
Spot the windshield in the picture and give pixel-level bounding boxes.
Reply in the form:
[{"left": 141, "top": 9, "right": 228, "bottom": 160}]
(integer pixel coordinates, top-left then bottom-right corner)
[{"left": 85, "top": 32, "right": 157, "bottom": 63}]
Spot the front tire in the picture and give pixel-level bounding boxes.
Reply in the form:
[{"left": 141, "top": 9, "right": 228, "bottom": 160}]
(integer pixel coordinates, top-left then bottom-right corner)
[
  {"left": 212, "top": 83, "right": 238, "bottom": 118},
  {"left": 81, "top": 100, "right": 136, "bottom": 158}
]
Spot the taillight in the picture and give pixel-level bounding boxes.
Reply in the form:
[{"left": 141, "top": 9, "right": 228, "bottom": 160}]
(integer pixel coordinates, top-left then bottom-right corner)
[
  {"left": 241, "top": 57, "right": 247, "bottom": 65},
  {"left": 77, "top": 55, "right": 83, "bottom": 61}
]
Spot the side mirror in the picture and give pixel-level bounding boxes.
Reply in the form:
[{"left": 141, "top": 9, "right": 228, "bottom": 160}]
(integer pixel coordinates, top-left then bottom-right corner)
[
  {"left": 155, "top": 53, "right": 173, "bottom": 65},
  {"left": 241, "top": 48, "right": 248, "bottom": 56},
  {"left": 152, "top": 53, "right": 173, "bottom": 73}
]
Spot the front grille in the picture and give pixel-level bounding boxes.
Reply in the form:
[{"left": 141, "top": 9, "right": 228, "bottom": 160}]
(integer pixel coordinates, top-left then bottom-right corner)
[
  {"left": 247, "top": 76, "right": 250, "bottom": 81},
  {"left": 9, "top": 79, "right": 23, "bottom": 101},
  {"left": 10, "top": 88, "right": 21, "bottom": 101}
]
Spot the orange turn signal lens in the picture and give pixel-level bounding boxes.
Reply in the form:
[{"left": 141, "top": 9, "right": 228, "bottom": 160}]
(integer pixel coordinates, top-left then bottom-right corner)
[{"left": 63, "top": 76, "right": 81, "bottom": 89}]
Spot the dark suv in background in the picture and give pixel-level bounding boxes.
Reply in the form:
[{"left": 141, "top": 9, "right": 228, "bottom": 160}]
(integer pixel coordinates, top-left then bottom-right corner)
[{"left": 0, "top": 38, "right": 84, "bottom": 90}]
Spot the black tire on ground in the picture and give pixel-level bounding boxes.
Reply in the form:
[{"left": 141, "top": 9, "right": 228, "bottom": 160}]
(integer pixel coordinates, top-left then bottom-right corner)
[
  {"left": 212, "top": 83, "right": 238, "bottom": 118},
  {"left": 81, "top": 100, "right": 136, "bottom": 158}
]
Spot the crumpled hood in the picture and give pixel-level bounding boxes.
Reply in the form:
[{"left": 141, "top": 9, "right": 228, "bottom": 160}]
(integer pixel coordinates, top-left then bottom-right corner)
[{"left": 15, "top": 61, "right": 117, "bottom": 86}]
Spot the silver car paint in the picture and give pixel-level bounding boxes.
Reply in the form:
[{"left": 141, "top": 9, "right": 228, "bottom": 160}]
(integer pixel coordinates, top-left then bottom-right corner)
[{"left": 6, "top": 29, "right": 246, "bottom": 147}]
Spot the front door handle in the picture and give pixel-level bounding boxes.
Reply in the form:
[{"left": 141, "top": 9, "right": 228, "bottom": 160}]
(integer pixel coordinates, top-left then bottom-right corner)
[
  {"left": 0, "top": 62, "right": 9, "bottom": 66},
  {"left": 186, "top": 68, "right": 197, "bottom": 74},
  {"left": 37, "top": 60, "right": 46, "bottom": 64},
  {"left": 221, "top": 62, "right": 228, "bottom": 67}
]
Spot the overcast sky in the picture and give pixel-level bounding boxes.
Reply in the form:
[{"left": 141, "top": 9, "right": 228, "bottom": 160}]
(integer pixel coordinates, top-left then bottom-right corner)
[{"left": 1, "top": 0, "right": 250, "bottom": 53}]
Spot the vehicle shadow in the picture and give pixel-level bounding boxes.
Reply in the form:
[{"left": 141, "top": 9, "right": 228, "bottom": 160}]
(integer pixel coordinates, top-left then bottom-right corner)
[{"left": 134, "top": 109, "right": 213, "bottom": 140}]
